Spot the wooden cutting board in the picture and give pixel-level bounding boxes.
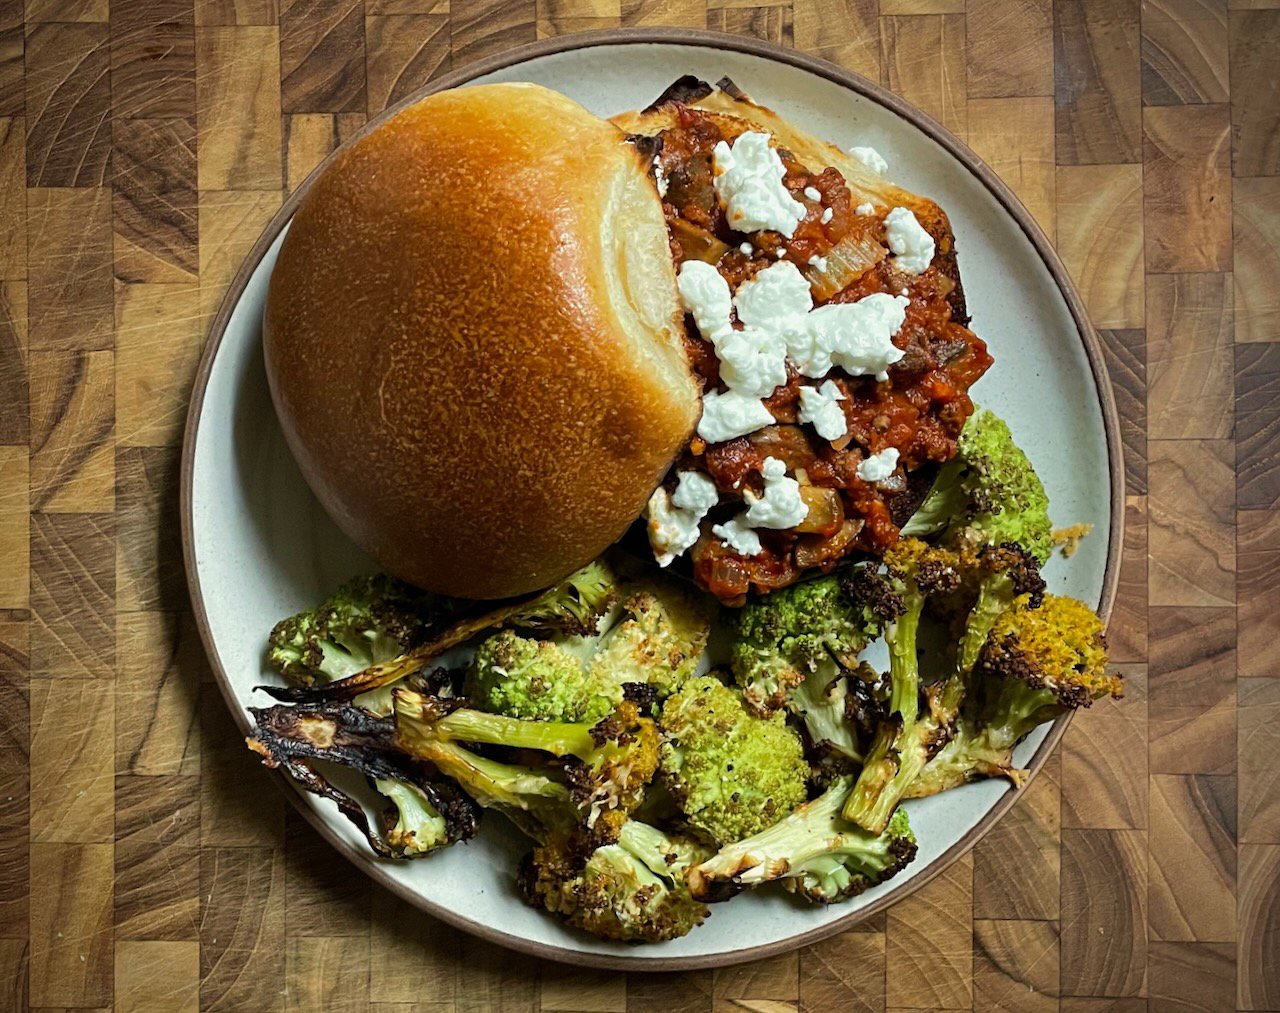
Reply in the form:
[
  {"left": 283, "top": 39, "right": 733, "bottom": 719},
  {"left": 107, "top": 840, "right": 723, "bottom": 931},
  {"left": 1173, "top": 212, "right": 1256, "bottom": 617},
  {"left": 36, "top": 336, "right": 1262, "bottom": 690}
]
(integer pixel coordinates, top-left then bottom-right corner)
[{"left": 1, "top": 0, "right": 1276, "bottom": 1009}]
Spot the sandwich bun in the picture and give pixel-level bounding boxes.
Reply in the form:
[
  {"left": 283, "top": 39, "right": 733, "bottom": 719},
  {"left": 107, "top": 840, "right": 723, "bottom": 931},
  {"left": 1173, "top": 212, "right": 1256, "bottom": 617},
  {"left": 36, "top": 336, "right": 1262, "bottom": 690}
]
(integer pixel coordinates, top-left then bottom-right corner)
[{"left": 264, "top": 83, "right": 699, "bottom": 599}]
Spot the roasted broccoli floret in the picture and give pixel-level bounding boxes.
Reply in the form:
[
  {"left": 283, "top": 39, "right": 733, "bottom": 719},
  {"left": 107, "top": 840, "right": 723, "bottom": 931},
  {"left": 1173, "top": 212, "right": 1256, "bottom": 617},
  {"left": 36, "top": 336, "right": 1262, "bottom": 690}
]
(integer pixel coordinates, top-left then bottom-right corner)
[
  {"left": 508, "top": 559, "right": 619, "bottom": 636},
  {"left": 266, "top": 574, "right": 432, "bottom": 706},
  {"left": 466, "top": 629, "right": 621, "bottom": 724},
  {"left": 659, "top": 675, "right": 809, "bottom": 845},
  {"left": 519, "top": 816, "right": 712, "bottom": 942},
  {"left": 839, "top": 538, "right": 961, "bottom": 833},
  {"left": 394, "top": 690, "right": 659, "bottom": 821},
  {"left": 902, "top": 409, "right": 1053, "bottom": 563},
  {"left": 688, "top": 776, "right": 917, "bottom": 904},
  {"left": 732, "top": 573, "right": 902, "bottom": 762},
  {"left": 588, "top": 578, "right": 713, "bottom": 699},
  {"left": 373, "top": 777, "right": 469, "bottom": 858},
  {"left": 246, "top": 702, "right": 479, "bottom": 857},
  {"left": 909, "top": 593, "right": 1122, "bottom": 796}
]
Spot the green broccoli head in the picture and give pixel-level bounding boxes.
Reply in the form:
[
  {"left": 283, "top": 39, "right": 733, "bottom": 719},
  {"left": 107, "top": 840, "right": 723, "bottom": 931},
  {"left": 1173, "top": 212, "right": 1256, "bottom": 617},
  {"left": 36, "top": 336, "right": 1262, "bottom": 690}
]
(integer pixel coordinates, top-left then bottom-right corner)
[
  {"left": 267, "top": 574, "right": 432, "bottom": 688},
  {"left": 659, "top": 675, "right": 809, "bottom": 846},
  {"left": 509, "top": 559, "right": 619, "bottom": 637},
  {"left": 731, "top": 575, "right": 883, "bottom": 715},
  {"left": 589, "top": 578, "right": 713, "bottom": 699},
  {"left": 466, "top": 629, "right": 622, "bottom": 724},
  {"left": 908, "top": 593, "right": 1121, "bottom": 797},
  {"left": 688, "top": 777, "right": 917, "bottom": 904},
  {"left": 519, "top": 817, "right": 712, "bottom": 942},
  {"left": 902, "top": 409, "right": 1053, "bottom": 563}
]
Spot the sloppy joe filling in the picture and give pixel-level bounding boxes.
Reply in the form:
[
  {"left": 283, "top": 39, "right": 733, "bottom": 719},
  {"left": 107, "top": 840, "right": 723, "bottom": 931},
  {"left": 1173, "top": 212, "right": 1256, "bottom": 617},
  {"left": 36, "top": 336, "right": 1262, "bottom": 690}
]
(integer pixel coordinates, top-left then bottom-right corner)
[{"left": 644, "top": 104, "right": 993, "bottom": 604}]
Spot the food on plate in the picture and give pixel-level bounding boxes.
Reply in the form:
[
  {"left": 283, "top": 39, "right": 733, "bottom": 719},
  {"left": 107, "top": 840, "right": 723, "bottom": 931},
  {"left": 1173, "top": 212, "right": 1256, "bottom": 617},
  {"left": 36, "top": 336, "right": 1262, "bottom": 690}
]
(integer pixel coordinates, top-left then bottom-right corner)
[
  {"left": 613, "top": 78, "right": 993, "bottom": 603},
  {"left": 263, "top": 83, "right": 700, "bottom": 600},
  {"left": 244, "top": 78, "right": 1119, "bottom": 946}
]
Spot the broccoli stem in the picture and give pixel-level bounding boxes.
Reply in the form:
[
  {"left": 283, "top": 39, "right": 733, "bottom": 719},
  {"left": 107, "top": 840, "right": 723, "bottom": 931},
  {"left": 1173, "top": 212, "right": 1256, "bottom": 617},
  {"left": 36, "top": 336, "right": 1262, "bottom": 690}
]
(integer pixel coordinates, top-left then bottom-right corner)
[
  {"left": 887, "top": 595, "right": 923, "bottom": 726},
  {"left": 430, "top": 709, "right": 600, "bottom": 761},
  {"left": 957, "top": 575, "right": 1011, "bottom": 675}
]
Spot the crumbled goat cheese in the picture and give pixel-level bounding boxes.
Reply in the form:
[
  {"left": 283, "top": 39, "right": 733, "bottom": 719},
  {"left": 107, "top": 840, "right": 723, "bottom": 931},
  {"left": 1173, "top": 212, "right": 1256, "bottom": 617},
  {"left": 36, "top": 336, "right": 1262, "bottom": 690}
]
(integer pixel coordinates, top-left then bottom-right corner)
[
  {"left": 856, "top": 447, "right": 901, "bottom": 484},
  {"left": 712, "top": 515, "right": 763, "bottom": 556},
  {"left": 790, "top": 293, "right": 909, "bottom": 380},
  {"left": 698, "top": 388, "right": 776, "bottom": 443},
  {"left": 712, "top": 132, "right": 807, "bottom": 237},
  {"left": 803, "top": 185, "right": 823, "bottom": 202},
  {"left": 884, "top": 207, "right": 935, "bottom": 275},
  {"left": 855, "top": 202, "right": 876, "bottom": 216},
  {"left": 808, "top": 254, "right": 828, "bottom": 271},
  {"left": 820, "top": 207, "right": 834, "bottom": 224},
  {"left": 677, "top": 260, "right": 733, "bottom": 340},
  {"left": 646, "top": 471, "right": 720, "bottom": 566},
  {"left": 653, "top": 156, "right": 668, "bottom": 198},
  {"left": 715, "top": 326, "right": 788, "bottom": 397},
  {"left": 849, "top": 145, "right": 889, "bottom": 175},
  {"left": 797, "top": 380, "right": 848, "bottom": 441},
  {"left": 734, "top": 260, "right": 813, "bottom": 335},
  {"left": 775, "top": 248, "right": 787, "bottom": 259},
  {"left": 739, "top": 241, "right": 754, "bottom": 255},
  {"left": 742, "top": 457, "right": 809, "bottom": 529}
]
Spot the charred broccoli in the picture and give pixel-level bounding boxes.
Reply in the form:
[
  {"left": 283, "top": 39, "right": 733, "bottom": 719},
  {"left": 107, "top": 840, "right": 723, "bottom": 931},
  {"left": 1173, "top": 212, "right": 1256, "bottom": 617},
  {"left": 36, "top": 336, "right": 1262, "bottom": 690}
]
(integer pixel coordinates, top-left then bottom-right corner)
[
  {"left": 507, "top": 558, "right": 619, "bottom": 636},
  {"left": 520, "top": 814, "right": 712, "bottom": 942},
  {"left": 902, "top": 409, "right": 1054, "bottom": 563},
  {"left": 659, "top": 675, "right": 809, "bottom": 845},
  {"left": 688, "top": 776, "right": 917, "bottom": 904},
  {"left": 374, "top": 777, "right": 469, "bottom": 858},
  {"left": 909, "top": 593, "right": 1121, "bottom": 796},
  {"left": 394, "top": 690, "right": 659, "bottom": 821},
  {"left": 266, "top": 575, "right": 432, "bottom": 702},
  {"left": 588, "top": 578, "right": 713, "bottom": 698},
  {"left": 466, "top": 629, "right": 621, "bottom": 724},
  {"left": 839, "top": 539, "right": 962, "bottom": 833}
]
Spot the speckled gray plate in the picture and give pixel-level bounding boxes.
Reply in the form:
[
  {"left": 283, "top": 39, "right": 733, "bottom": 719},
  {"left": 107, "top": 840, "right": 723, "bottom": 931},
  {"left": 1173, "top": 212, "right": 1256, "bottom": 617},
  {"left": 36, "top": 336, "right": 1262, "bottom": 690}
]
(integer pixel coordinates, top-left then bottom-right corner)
[{"left": 182, "top": 30, "right": 1123, "bottom": 970}]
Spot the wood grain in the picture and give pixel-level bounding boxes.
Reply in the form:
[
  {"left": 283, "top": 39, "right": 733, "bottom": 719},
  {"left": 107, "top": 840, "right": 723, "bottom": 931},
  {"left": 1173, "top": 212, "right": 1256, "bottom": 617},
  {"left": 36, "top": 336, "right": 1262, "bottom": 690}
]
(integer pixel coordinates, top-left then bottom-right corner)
[
  {"left": 1232, "top": 176, "right": 1280, "bottom": 344},
  {"left": 1, "top": 5, "right": 1266, "bottom": 1009}
]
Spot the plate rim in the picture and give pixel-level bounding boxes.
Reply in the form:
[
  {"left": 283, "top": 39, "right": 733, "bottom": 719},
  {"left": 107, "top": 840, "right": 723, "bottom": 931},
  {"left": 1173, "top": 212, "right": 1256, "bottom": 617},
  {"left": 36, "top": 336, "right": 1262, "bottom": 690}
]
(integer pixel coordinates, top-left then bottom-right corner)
[{"left": 181, "top": 27, "right": 1125, "bottom": 971}]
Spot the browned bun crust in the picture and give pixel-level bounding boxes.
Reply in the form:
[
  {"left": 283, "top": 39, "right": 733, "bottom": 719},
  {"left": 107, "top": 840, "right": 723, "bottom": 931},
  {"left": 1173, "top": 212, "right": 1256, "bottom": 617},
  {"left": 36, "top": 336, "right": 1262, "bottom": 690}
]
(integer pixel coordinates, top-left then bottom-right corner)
[{"left": 265, "top": 83, "right": 699, "bottom": 599}]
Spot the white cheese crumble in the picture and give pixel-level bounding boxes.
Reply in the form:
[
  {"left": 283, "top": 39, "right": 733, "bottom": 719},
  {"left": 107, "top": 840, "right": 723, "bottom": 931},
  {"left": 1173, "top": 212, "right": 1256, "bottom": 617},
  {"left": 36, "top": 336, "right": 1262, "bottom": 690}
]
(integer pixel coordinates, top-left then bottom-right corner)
[
  {"left": 733, "top": 260, "right": 813, "bottom": 335},
  {"left": 797, "top": 380, "right": 848, "bottom": 441},
  {"left": 653, "top": 157, "right": 668, "bottom": 198},
  {"left": 807, "top": 254, "right": 828, "bottom": 271},
  {"left": 791, "top": 293, "right": 909, "bottom": 380},
  {"left": 856, "top": 447, "right": 901, "bottom": 483},
  {"left": 849, "top": 145, "right": 889, "bottom": 175},
  {"left": 743, "top": 457, "right": 809, "bottom": 529},
  {"left": 677, "top": 260, "right": 733, "bottom": 340},
  {"left": 712, "top": 515, "right": 763, "bottom": 556},
  {"left": 803, "top": 185, "right": 823, "bottom": 202},
  {"left": 698, "top": 388, "right": 776, "bottom": 443},
  {"left": 820, "top": 206, "right": 834, "bottom": 225},
  {"left": 712, "top": 132, "right": 806, "bottom": 237},
  {"left": 739, "top": 241, "right": 754, "bottom": 255},
  {"left": 646, "top": 471, "right": 720, "bottom": 566},
  {"left": 774, "top": 248, "right": 786, "bottom": 259},
  {"left": 855, "top": 202, "right": 876, "bottom": 216},
  {"left": 884, "top": 207, "right": 935, "bottom": 275},
  {"left": 714, "top": 326, "right": 788, "bottom": 397}
]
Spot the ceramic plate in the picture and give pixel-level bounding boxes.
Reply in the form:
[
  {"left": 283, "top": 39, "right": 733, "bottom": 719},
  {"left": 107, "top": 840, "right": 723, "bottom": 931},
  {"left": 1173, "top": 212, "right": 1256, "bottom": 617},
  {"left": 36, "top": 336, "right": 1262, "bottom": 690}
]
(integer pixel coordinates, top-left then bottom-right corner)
[{"left": 182, "top": 30, "right": 1123, "bottom": 970}]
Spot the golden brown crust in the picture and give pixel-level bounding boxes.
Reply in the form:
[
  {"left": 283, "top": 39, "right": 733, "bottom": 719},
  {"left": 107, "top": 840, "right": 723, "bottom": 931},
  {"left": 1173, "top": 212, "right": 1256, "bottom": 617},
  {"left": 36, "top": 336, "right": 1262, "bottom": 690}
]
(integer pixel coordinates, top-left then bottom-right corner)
[{"left": 264, "top": 83, "right": 699, "bottom": 599}]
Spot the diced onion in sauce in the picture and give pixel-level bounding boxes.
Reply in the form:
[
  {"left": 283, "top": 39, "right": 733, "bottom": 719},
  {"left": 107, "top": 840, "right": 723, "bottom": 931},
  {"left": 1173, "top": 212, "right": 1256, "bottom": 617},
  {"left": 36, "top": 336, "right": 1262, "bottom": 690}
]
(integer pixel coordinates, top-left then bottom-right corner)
[
  {"left": 803, "top": 230, "right": 886, "bottom": 301},
  {"left": 794, "top": 486, "right": 843, "bottom": 534},
  {"left": 670, "top": 217, "right": 732, "bottom": 265},
  {"left": 794, "top": 519, "right": 864, "bottom": 569}
]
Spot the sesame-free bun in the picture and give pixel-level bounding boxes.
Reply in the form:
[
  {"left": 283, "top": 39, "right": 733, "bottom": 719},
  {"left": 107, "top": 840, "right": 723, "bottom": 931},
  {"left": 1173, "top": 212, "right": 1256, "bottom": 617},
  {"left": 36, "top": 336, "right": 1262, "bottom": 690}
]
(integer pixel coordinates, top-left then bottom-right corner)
[{"left": 264, "top": 83, "right": 699, "bottom": 599}]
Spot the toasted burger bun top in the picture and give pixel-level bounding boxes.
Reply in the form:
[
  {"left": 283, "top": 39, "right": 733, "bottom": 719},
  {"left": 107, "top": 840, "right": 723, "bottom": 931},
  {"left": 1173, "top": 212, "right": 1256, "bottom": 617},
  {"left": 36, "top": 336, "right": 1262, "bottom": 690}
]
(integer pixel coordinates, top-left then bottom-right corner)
[{"left": 264, "top": 83, "right": 699, "bottom": 599}]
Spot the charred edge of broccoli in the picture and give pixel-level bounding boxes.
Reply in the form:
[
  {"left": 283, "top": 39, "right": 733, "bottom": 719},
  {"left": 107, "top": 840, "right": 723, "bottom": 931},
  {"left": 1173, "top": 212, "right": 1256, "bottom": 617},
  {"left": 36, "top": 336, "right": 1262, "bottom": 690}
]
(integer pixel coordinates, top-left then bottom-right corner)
[
  {"left": 246, "top": 703, "right": 479, "bottom": 856},
  {"left": 980, "top": 543, "right": 1046, "bottom": 607},
  {"left": 622, "top": 682, "right": 660, "bottom": 712},
  {"left": 377, "top": 778, "right": 481, "bottom": 850},
  {"left": 976, "top": 636, "right": 1096, "bottom": 710},
  {"left": 838, "top": 567, "right": 906, "bottom": 625}
]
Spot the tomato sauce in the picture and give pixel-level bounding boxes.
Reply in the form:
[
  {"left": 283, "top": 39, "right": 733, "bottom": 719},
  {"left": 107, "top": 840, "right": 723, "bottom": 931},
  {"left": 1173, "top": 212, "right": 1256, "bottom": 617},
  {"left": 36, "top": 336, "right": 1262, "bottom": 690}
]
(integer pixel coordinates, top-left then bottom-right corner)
[{"left": 650, "top": 106, "right": 993, "bottom": 604}]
